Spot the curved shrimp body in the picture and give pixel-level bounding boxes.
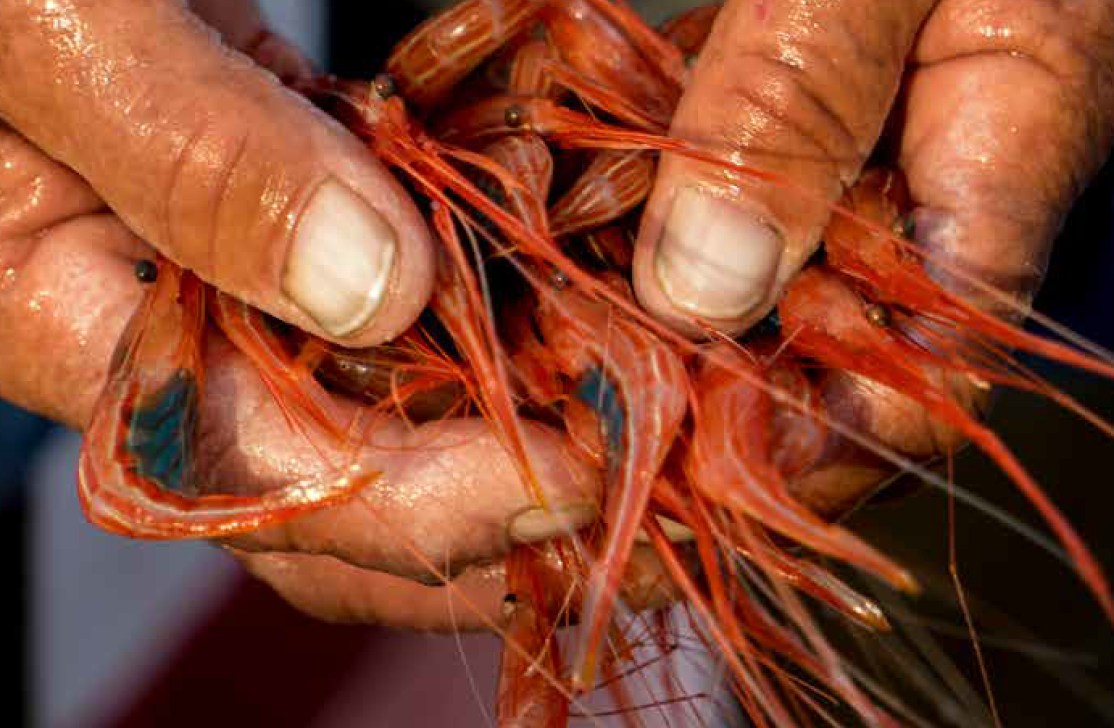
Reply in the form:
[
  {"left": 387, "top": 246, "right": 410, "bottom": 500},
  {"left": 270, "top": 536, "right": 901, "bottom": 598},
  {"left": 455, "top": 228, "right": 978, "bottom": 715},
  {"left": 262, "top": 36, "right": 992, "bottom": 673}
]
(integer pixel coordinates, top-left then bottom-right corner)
[
  {"left": 533, "top": 282, "right": 688, "bottom": 690},
  {"left": 482, "top": 133, "right": 554, "bottom": 233},
  {"left": 658, "top": 3, "right": 721, "bottom": 62},
  {"left": 540, "top": 0, "right": 677, "bottom": 131},
  {"left": 209, "top": 290, "right": 351, "bottom": 441},
  {"left": 548, "top": 150, "right": 655, "bottom": 238},
  {"left": 311, "top": 335, "right": 468, "bottom": 422},
  {"left": 780, "top": 266, "right": 1114, "bottom": 624},
  {"left": 686, "top": 345, "right": 915, "bottom": 592},
  {"left": 497, "top": 545, "right": 570, "bottom": 728},
  {"left": 385, "top": 0, "right": 545, "bottom": 109},
  {"left": 825, "top": 169, "right": 1114, "bottom": 384},
  {"left": 506, "top": 38, "right": 562, "bottom": 100},
  {"left": 78, "top": 261, "right": 373, "bottom": 539},
  {"left": 547, "top": 0, "right": 687, "bottom": 91}
]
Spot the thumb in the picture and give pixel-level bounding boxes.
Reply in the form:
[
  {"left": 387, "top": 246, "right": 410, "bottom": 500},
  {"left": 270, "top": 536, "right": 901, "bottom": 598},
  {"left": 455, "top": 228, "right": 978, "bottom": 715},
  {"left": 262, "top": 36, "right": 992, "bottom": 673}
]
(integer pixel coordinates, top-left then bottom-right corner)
[
  {"left": 0, "top": 0, "right": 433, "bottom": 346},
  {"left": 634, "top": 0, "right": 932, "bottom": 335}
]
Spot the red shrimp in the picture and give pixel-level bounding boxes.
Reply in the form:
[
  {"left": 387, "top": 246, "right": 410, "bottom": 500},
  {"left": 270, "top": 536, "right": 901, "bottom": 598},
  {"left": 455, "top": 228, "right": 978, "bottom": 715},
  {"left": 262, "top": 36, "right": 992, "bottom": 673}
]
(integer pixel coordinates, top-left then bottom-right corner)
[
  {"left": 548, "top": 150, "right": 655, "bottom": 238},
  {"left": 482, "top": 133, "right": 554, "bottom": 234},
  {"left": 685, "top": 343, "right": 917, "bottom": 593},
  {"left": 385, "top": 0, "right": 545, "bottom": 109},
  {"left": 497, "top": 545, "right": 570, "bottom": 728},
  {"left": 541, "top": 0, "right": 679, "bottom": 131},
  {"left": 779, "top": 265, "right": 1114, "bottom": 625},
  {"left": 78, "top": 260, "right": 376, "bottom": 539},
  {"left": 825, "top": 168, "right": 1114, "bottom": 384},
  {"left": 531, "top": 280, "right": 688, "bottom": 691},
  {"left": 568, "top": 0, "right": 689, "bottom": 89},
  {"left": 658, "top": 2, "right": 722, "bottom": 61},
  {"left": 507, "top": 38, "right": 563, "bottom": 100},
  {"left": 310, "top": 332, "right": 470, "bottom": 422}
]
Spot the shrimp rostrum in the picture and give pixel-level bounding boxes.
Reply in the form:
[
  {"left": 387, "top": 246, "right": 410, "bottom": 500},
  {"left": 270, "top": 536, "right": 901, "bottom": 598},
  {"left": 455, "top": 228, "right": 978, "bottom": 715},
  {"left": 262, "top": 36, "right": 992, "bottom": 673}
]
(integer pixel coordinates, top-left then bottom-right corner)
[{"left": 77, "top": 1, "right": 1114, "bottom": 726}]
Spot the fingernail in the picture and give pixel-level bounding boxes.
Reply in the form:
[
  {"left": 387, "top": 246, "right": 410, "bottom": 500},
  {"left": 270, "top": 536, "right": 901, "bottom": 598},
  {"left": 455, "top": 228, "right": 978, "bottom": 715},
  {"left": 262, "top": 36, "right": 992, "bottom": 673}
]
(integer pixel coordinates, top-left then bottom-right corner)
[
  {"left": 635, "top": 515, "right": 696, "bottom": 544},
  {"left": 655, "top": 187, "right": 782, "bottom": 320},
  {"left": 509, "top": 503, "right": 598, "bottom": 544},
  {"left": 283, "top": 180, "right": 397, "bottom": 337}
]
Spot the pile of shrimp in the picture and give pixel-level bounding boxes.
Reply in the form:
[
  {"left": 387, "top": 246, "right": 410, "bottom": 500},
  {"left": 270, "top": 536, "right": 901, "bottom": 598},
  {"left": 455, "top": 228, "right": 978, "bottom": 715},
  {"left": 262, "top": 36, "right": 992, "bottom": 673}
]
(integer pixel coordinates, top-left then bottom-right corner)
[{"left": 75, "top": 1, "right": 1114, "bottom": 725}]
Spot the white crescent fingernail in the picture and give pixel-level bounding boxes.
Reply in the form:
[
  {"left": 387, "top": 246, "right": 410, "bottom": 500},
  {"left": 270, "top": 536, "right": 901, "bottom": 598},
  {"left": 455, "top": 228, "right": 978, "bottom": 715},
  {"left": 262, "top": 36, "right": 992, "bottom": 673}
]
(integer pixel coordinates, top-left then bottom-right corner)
[
  {"left": 283, "top": 179, "right": 397, "bottom": 337},
  {"left": 635, "top": 515, "right": 696, "bottom": 544},
  {"left": 509, "top": 503, "right": 598, "bottom": 544},
  {"left": 655, "top": 187, "right": 782, "bottom": 320}
]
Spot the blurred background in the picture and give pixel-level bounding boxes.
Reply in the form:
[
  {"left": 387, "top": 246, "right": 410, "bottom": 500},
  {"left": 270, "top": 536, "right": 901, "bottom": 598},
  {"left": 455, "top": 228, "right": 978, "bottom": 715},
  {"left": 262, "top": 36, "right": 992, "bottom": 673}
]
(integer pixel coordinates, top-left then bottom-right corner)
[{"left": 4, "top": 1, "right": 1113, "bottom": 726}]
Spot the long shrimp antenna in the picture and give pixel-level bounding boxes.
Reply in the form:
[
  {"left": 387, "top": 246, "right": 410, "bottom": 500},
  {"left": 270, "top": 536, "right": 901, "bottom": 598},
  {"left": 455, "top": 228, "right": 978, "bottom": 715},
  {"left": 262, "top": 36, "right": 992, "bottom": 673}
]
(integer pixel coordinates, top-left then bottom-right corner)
[{"left": 328, "top": 71, "right": 1114, "bottom": 688}]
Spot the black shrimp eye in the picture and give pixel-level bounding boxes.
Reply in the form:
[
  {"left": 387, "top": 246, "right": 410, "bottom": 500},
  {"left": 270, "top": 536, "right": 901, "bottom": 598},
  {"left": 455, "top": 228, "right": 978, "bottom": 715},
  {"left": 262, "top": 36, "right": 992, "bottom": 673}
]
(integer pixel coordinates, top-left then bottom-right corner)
[
  {"left": 134, "top": 259, "right": 158, "bottom": 284},
  {"left": 864, "top": 303, "right": 892, "bottom": 328},
  {"left": 371, "top": 73, "right": 397, "bottom": 100},
  {"left": 504, "top": 104, "right": 526, "bottom": 129},
  {"left": 501, "top": 592, "right": 520, "bottom": 620},
  {"left": 550, "top": 269, "right": 570, "bottom": 289}
]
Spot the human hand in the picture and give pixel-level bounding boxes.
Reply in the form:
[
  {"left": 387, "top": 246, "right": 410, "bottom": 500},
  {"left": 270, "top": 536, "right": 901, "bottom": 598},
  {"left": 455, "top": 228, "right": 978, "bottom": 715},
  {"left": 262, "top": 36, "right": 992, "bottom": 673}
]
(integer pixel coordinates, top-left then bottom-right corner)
[
  {"left": 634, "top": 0, "right": 1114, "bottom": 515},
  {"left": 0, "top": 0, "right": 656, "bottom": 629}
]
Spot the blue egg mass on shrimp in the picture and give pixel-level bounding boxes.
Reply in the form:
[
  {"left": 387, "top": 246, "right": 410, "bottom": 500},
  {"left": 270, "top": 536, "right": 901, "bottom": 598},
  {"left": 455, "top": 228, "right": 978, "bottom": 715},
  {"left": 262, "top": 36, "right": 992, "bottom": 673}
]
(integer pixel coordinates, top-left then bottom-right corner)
[{"left": 124, "top": 370, "right": 198, "bottom": 494}]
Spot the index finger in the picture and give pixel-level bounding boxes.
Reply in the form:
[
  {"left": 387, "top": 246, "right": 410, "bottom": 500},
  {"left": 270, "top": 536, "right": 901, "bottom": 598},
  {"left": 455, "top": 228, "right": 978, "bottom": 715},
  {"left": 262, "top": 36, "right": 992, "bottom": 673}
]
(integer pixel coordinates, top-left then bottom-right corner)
[
  {"left": 0, "top": 0, "right": 433, "bottom": 346},
  {"left": 199, "top": 341, "right": 601, "bottom": 582}
]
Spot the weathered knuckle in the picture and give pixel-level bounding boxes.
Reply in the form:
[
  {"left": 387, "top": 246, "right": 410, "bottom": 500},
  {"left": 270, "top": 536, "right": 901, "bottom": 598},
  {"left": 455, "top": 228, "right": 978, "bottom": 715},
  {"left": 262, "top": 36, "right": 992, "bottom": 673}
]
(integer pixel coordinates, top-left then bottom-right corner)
[
  {"left": 949, "top": 0, "right": 1112, "bottom": 84},
  {"left": 0, "top": 126, "right": 101, "bottom": 240},
  {"left": 687, "top": 47, "right": 880, "bottom": 188},
  {"left": 160, "top": 115, "right": 253, "bottom": 272},
  {"left": 767, "top": 55, "right": 859, "bottom": 159}
]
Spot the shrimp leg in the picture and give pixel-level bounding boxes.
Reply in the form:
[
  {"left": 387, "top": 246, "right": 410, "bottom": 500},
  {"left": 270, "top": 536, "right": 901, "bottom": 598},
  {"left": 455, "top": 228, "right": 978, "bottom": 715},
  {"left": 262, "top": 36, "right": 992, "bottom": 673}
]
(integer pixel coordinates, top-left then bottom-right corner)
[
  {"left": 78, "top": 260, "right": 376, "bottom": 539},
  {"left": 534, "top": 285, "right": 688, "bottom": 691},
  {"left": 498, "top": 545, "right": 571, "bottom": 727}
]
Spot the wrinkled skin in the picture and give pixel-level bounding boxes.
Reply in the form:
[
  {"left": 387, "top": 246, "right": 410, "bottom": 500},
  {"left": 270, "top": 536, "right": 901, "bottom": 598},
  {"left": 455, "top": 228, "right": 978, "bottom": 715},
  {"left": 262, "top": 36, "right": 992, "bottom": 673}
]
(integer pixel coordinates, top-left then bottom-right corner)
[
  {"left": 633, "top": 0, "right": 1114, "bottom": 515},
  {"left": 0, "top": 0, "right": 1113, "bottom": 626},
  {"left": 0, "top": 0, "right": 613, "bottom": 630}
]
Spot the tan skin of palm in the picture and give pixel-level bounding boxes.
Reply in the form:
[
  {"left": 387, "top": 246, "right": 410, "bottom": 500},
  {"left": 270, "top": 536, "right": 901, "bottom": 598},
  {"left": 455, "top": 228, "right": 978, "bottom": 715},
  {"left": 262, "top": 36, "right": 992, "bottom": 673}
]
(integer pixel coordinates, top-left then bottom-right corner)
[{"left": 0, "top": 0, "right": 1112, "bottom": 628}]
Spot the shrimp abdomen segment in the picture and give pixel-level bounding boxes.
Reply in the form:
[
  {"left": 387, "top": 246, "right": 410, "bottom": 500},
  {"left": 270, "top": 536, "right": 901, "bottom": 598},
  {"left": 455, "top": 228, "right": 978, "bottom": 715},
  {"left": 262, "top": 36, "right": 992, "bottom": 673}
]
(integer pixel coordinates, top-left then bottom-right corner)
[{"left": 78, "top": 262, "right": 374, "bottom": 540}]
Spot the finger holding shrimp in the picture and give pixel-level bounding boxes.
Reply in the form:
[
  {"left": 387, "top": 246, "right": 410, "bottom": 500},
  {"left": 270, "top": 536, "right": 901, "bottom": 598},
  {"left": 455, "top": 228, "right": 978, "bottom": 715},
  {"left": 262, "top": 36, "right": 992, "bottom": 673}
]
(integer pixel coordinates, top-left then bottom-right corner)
[
  {"left": 636, "top": 0, "right": 1114, "bottom": 516},
  {"left": 791, "top": 0, "right": 1114, "bottom": 517},
  {"left": 637, "top": 0, "right": 1114, "bottom": 335},
  {"left": 231, "top": 545, "right": 680, "bottom": 631},
  {"left": 635, "top": 0, "right": 934, "bottom": 335},
  {"left": 0, "top": 111, "right": 596, "bottom": 631},
  {"left": 0, "top": 0, "right": 434, "bottom": 347},
  {"left": 201, "top": 342, "right": 600, "bottom": 583}
]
